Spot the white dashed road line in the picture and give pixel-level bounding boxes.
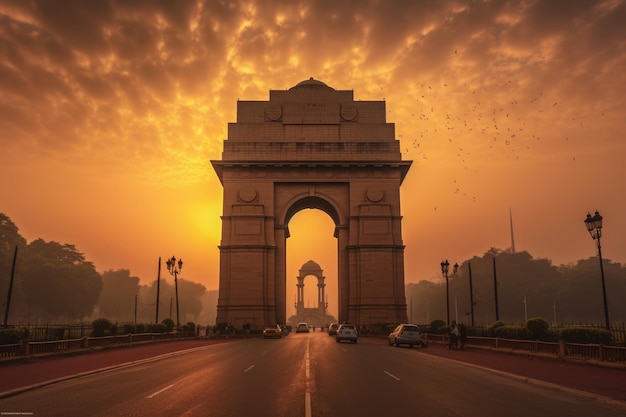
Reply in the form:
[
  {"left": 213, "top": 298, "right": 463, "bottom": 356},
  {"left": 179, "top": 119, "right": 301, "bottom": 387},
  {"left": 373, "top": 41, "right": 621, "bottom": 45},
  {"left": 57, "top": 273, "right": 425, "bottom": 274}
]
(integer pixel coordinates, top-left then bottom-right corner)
[
  {"left": 384, "top": 371, "right": 400, "bottom": 381},
  {"left": 146, "top": 384, "right": 175, "bottom": 399}
]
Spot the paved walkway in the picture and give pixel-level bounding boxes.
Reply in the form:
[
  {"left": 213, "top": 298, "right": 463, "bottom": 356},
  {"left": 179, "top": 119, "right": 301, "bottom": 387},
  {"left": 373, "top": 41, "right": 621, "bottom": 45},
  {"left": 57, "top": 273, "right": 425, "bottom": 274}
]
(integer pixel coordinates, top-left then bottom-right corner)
[
  {"left": 417, "top": 342, "right": 626, "bottom": 403},
  {"left": 1, "top": 338, "right": 625, "bottom": 405}
]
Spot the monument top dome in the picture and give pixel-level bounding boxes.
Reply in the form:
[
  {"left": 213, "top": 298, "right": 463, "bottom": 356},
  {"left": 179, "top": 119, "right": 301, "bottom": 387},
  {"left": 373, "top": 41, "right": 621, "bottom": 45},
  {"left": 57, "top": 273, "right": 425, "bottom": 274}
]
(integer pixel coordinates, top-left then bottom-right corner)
[
  {"left": 290, "top": 77, "right": 334, "bottom": 90},
  {"left": 300, "top": 260, "right": 322, "bottom": 271}
]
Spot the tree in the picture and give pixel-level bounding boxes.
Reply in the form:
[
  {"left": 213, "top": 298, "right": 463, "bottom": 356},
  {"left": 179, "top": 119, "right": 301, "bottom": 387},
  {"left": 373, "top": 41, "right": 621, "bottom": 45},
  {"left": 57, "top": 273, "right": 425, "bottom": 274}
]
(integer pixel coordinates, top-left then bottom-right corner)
[
  {"left": 97, "top": 269, "right": 140, "bottom": 321},
  {"left": 177, "top": 279, "right": 206, "bottom": 322},
  {"left": 0, "top": 213, "right": 28, "bottom": 320},
  {"left": 557, "top": 258, "right": 626, "bottom": 323},
  {"left": 21, "top": 239, "right": 102, "bottom": 321}
]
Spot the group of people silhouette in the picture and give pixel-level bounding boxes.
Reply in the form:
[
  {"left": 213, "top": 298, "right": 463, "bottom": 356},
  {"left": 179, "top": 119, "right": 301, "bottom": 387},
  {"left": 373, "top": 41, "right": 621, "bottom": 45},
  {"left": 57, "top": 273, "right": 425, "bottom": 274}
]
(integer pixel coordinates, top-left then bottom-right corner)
[{"left": 448, "top": 321, "right": 467, "bottom": 350}]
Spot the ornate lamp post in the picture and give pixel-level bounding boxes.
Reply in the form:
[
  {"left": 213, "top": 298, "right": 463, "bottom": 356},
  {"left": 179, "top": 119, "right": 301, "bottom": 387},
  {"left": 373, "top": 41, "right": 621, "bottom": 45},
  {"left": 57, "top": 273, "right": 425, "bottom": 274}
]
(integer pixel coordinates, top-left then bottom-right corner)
[
  {"left": 166, "top": 255, "right": 183, "bottom": 327},
  {"left": 440, "top": 260, "right": 458, "bottom": 325},
  {"left": 584, "top": 211, "right": 610, "bottom": 330}
]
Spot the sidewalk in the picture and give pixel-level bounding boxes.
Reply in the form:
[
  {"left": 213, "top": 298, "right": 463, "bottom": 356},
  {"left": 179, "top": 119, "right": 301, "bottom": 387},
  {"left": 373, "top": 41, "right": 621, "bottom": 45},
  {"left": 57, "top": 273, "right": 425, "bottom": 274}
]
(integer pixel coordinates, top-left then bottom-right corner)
[{"left": 417, "top": 342, "right": 626, "bottom": 403}]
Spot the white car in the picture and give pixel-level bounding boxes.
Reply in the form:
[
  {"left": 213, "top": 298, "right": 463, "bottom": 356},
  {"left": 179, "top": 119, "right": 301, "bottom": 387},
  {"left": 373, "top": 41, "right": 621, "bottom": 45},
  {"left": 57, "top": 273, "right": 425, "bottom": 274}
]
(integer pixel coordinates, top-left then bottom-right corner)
[
  {"left": 335, "top": 323, "right": 358, "bottom": 343},
  {"left": 388, "top": 324, "right": 425, "bottom": 348},
  {"left": 295, "top": 322, "right": 310, "bottom": 333}
]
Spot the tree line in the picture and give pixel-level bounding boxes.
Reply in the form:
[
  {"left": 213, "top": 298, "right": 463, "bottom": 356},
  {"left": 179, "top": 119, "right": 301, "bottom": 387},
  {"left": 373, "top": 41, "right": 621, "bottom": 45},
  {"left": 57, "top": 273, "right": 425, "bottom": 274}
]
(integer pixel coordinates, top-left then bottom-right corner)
[
  {"left": 3, "top": 212, "right": 625, "bottom": 326},
  {"left": 406, "top": 248, "right": 626, "bottom": 326},
  {"left": 0, "top": 213, "right": 209, "bottom": 324}
]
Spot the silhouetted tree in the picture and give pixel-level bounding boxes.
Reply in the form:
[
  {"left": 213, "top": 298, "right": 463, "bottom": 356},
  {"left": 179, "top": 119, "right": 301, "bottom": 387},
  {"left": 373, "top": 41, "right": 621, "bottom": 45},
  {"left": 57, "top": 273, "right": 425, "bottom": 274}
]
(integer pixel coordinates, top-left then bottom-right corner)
[
  {"left": 406, "top": 247, "right": 626, "bottom": 326},
  {"left": 177, "top": 279, "right": 206, "bottom": 322},
  {"left": 138, "top": 279, "right": 174, "bottom": 323},
  {"left": 1, "top": 214, "right": 29, "bottom": 317},
  {"left": 557, "top": 258, "right": 626, "bottom": 323},
  {"left": 21, "top": 239, "right": 102, "bottom": 321},
  {"left": 97, "top": 269, "right": 140, "bottom": 321}
]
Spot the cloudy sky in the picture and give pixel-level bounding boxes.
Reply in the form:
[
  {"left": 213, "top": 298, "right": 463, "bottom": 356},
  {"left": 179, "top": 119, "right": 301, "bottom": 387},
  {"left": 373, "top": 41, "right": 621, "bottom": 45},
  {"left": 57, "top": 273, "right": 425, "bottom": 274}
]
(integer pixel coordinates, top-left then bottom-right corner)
[{"left": 1, "top": 0, "right": 624, "bottom": 318}]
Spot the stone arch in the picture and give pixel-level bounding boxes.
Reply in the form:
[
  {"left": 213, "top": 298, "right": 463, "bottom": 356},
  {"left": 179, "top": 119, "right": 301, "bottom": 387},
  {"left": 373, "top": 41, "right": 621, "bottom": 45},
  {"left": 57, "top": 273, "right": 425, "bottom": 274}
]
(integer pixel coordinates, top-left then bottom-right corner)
[
  {"left": 282, "top": 193, "right": 343, "bottom": 236},
  {"left": 212, "top": 78, "right": 411, "bottom": 328},
  {"left": 294, "top": 260, "right": 329, "bottom": 325}
]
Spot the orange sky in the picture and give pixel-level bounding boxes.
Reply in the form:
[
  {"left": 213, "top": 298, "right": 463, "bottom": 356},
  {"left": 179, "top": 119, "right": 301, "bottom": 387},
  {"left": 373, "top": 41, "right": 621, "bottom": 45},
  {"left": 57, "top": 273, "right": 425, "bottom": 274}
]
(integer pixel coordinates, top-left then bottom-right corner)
[{"left": 1, "top": 0, "right": 625, "bottom": 319}]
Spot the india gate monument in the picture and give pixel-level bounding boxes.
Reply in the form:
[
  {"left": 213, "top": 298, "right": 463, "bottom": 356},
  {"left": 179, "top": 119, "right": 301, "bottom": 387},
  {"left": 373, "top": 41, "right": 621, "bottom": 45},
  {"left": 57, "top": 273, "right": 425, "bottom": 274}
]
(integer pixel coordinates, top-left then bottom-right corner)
[{"left": 211, "top": 78, "right": 412, "bottom": 329}]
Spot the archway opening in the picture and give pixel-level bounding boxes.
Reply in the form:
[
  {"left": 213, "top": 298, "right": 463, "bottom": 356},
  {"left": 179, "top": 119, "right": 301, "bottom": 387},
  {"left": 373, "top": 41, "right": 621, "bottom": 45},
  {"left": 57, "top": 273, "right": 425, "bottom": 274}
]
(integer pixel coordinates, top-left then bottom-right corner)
[{"left": 286, "top": 208, "right": 338, "bottom": 325}]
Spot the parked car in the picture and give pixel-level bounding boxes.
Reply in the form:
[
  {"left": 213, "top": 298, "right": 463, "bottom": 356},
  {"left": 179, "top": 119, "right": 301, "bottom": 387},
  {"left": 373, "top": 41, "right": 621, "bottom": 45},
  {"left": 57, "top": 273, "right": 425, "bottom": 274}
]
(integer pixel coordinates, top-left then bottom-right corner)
[
  {"left": 388, "top": 324, "right": 425, "bottom": 348},
  {"left": 263, "top": 324, "right": 282, "bottom": 339},
  {"left": 296, "top": 322, "right": 310, "bottom": 333},
  {"left": 335, "top": 323, "right": 358, "bottom": 343},
  {"left": 328, "top": 323, "right": 339, "bottom": 335}
]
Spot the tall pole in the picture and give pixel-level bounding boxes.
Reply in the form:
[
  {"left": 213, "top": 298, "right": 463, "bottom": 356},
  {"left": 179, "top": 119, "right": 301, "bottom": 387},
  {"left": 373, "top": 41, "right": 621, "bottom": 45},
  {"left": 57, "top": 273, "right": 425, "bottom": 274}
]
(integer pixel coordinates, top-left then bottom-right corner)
[
  {"left": 596, "top": 235, "right": 610, "bottom": 330},
  {"left": 445, "top": 269, "right": 450, "bottom": 325},
  {"left": 3, "top": 246, "right": 18, "bottom": 327},
  {"left": 155, "top": 257, "right": 161, "bottom": 324},
  {"left": 166, "top": 256, "right": 183, "bottom": 328},
  {"left": 468, "top": 262, "right": 475, "bottom": 327},
  {"left": 174, "top": 269, "right": 180, "bottom": 327},
  {"left": 441, "top": 260, "right": 457, "bottom": 325},
  {"left": 493, "top": 257, "right": 500, "bottom": 321}
]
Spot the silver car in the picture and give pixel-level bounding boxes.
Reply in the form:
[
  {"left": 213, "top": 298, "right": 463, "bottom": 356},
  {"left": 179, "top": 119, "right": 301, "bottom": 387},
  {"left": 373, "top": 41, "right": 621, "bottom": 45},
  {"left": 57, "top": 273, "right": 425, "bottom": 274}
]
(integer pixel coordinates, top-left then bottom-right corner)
[
  {"left": 388, "top": 324, "right": 425, "bottom": 348},
  {"left": 335, "top": 323, "right": 358, "bottom": 343}
]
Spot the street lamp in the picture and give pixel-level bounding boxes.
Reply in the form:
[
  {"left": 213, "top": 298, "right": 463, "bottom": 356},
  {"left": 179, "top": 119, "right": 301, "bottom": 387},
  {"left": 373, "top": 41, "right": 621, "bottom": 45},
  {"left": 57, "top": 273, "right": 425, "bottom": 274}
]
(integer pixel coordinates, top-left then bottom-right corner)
[
  {"left": 440, "top": 260, "right": 458, "bottom": 325},
  {"left": 584, "top": 211, "right": 610, "bottom": 330},
  {"left": 166, "top": 255, "right": 183, "bottom": 327}
]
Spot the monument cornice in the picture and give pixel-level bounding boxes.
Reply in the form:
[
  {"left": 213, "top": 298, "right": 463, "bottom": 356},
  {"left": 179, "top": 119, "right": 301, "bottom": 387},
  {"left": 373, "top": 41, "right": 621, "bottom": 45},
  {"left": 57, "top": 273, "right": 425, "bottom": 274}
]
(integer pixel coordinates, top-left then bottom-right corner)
[{"left": 211, "top": 160, "right": 412, "bottom": 183}]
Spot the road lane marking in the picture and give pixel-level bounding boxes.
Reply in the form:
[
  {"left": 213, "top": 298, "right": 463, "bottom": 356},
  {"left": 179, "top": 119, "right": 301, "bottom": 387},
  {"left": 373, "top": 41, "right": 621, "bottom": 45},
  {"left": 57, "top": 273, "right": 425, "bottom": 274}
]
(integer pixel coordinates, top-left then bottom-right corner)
[
  {"left": 305, "top": 338, "right": 312, "bottom": 417},
  {"left": 305, "top": 340, "right": 310, "bottom": 379},
  {"left": 305, "top": 392, "right": 312, "bottom": 417},
  {"left": 261, "top": 350, "right": 268, "bottom": 356},
  {"left": 384, "top": 371, "right": 400, "bottom": 381},
  {"left": 244, "top": 365, "right": 255, "bottom": 373},
  {"left": 147, "top": 384, "right": 175, "bottom": 398}
]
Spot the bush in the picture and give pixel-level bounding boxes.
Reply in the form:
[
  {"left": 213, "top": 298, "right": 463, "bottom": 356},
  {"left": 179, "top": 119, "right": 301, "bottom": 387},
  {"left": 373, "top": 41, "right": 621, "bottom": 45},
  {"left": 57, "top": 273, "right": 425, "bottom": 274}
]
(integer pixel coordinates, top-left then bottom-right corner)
[
  {"left": 123, "top": 324, "right": 135, "bottom": 334},
  {"left": 91, "top": 318, "right": 113, "bottom": 337},
  {"left": 429, "top": 319, "right": 447, "bottom": 334},
  {"left": 492, "top": 325, "right": 531, "bottom": 340},
  {"left": 526, "top": 317, "right": 550, "bottom": 339},
  {"left": 0, "top": 327, "right": 30, "bottom": 344},
  {"left": 488, "top": 321, "right": 506, "bottom": 336},
  {"left": 161, "top": 318, "right": 175, "bottom": 332},
  {"left": 148, "top": 323, "right": 167, "bottom": 333},
  {"left": 560, "top": 327, "right": 614, "bottom": 345},
  {"left": 182, "top": 322, "right": 196, "bottom": 333}
]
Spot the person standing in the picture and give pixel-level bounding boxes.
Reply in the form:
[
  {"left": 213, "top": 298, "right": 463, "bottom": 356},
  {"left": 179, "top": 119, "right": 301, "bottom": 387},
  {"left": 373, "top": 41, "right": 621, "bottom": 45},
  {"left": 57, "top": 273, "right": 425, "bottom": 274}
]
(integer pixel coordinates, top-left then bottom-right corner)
[
  {"left": 449, "top": 321, "right": 460, "bottom": 349},
  {"left": 458, "top": 322, "right": 467, "bottom": 350}
]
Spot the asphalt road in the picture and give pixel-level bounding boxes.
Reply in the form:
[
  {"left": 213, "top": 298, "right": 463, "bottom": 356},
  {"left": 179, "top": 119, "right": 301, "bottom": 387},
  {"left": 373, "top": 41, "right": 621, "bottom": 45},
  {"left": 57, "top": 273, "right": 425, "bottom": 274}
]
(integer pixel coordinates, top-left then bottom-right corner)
[{"left": 0, "top": 333, "right": 624, "bottom": 417}]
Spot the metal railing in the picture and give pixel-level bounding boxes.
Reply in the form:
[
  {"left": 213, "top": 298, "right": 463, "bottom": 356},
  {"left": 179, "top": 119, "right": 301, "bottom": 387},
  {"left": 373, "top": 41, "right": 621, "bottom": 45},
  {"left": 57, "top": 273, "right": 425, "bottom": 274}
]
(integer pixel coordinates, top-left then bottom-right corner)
[
  {"left": 0, "top": 331, "right": 195, "bottom": 359},
  {"left": 424, "top": 333, "right": 626, "bottom": 365}
]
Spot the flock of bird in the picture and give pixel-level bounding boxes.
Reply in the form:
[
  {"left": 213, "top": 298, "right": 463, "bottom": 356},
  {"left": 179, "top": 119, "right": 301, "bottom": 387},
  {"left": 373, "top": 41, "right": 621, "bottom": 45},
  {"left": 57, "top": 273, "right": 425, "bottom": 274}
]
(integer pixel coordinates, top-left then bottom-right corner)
[{"left": 389, "top": 79, "right": 589, "bottom": 208}]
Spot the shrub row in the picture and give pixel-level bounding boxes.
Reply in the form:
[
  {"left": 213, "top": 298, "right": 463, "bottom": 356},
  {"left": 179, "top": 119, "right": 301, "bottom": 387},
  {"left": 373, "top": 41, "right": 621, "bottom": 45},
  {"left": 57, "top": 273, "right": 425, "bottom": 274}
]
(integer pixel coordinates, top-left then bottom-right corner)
[
  {"left": 0, "top": 327, "right": 30, "bottom": 344},
  {"left": 91, "top": 318, "right": 195, "bottom": 337}
]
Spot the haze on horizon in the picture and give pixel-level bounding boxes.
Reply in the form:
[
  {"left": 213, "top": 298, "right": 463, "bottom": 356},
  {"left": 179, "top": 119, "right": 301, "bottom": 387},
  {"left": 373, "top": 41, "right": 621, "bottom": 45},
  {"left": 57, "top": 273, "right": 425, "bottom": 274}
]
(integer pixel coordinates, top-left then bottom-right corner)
[{"left": 1, "top": 0, "right": 625, "bottom": 320}]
